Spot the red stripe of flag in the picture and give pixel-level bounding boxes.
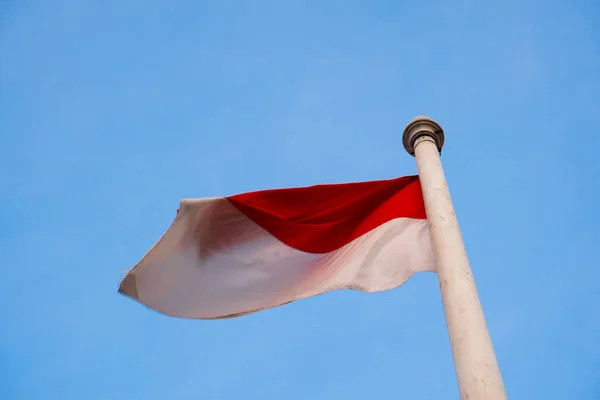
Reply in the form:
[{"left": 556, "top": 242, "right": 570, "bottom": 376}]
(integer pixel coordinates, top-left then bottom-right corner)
[{"left": 226, "top": 175, "right": 426, "bottom": 254}]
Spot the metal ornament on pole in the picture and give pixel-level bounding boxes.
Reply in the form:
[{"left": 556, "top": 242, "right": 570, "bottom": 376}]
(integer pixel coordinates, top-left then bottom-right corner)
[{"left": 403, "top": 116, "right": 507, "bottom": 400}]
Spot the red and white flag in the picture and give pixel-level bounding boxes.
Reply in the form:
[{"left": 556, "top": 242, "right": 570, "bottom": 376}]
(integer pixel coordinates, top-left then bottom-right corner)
[{"left": 119, "top": 175, "right": 435, "bottom": 319}]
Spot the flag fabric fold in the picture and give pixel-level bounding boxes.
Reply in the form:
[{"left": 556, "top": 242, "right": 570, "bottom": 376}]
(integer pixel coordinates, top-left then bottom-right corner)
[{"left": 119, "top": 175, "right": 435, "bottom": 319}]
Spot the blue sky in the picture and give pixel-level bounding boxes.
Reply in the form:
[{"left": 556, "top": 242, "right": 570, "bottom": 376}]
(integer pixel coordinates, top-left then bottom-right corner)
[{"left": 1, "top": 1, "right": 599, "bottom": 399}]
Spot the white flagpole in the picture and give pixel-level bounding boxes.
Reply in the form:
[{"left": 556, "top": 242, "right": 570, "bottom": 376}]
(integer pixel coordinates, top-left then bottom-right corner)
[{"left": 403, "top": 117, "right": 507, "bottom": 400}]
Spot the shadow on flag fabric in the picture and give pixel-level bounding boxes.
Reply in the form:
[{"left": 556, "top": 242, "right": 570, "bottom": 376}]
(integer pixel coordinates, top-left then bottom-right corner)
[{"left": 118, "top": 175, "right": 435, "bottom": 319}]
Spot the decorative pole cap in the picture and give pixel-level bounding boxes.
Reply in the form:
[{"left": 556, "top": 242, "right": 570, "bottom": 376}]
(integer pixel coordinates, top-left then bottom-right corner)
[{"left": 402, "top": 116, "right": 445, "bottom": 156}]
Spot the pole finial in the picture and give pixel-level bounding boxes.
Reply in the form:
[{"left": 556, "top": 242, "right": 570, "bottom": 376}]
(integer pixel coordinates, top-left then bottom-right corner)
[{"left": 402, "top": 116, "right": 445, "bottom": 156}]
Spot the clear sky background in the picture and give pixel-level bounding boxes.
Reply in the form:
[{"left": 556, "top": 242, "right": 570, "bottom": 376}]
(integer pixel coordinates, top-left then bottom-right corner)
[{"left": 1, "top": 1, "right": 599, "bottom": 399}]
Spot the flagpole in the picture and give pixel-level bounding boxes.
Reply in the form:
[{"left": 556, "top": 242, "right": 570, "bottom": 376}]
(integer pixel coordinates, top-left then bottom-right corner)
[{"left": 403, "top": 117, "right": 507, "bottom": 400}]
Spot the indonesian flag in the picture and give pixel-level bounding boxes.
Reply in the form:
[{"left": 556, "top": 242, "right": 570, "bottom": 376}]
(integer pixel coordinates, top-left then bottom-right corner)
[{"left": 119, "top": 175, "right": 435, "bottom": 319}]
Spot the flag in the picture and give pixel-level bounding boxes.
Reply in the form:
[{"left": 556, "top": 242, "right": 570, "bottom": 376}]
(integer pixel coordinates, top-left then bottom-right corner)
[{"left": 119, "top": 175, "right": 435, "bottom": 319}]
